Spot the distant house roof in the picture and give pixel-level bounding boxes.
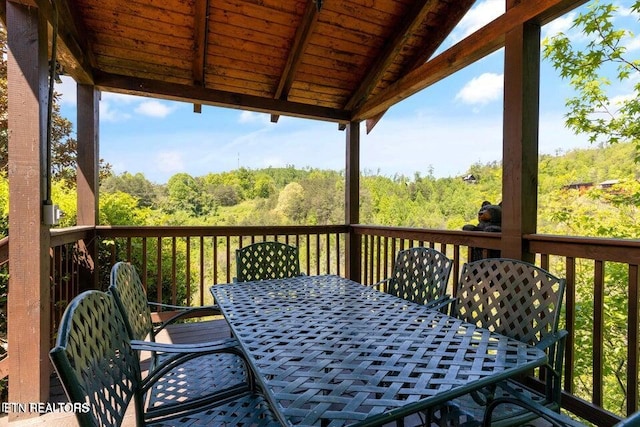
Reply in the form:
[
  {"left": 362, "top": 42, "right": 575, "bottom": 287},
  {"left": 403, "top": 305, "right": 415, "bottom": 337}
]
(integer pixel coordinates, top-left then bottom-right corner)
[
  {"left": 462, "top": 174, "right": 477, "bottom": 183},
  {"left": 562, "top": 179, "right": 623, "bottom": 191},
  {"left": 562, "top": 182, "right": 593, "bottom": 190},
  {"left": 598, "top": 179, "right": 620, "bottom": 188}
]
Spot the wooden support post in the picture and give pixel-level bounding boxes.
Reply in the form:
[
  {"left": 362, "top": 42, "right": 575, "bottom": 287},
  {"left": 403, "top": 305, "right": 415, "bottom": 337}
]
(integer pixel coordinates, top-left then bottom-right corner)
[
  {"left": 7, "top": 2, "right": 51, "bottom": 417},
  {"left": 501, "top": 11, "right": 540, "bottom": 262},
  {"left": 76, "top": 84, "right": 100, "bottom": 290},
  {"left": 345, "top": 121, "right": 361, "bottom": 282}
]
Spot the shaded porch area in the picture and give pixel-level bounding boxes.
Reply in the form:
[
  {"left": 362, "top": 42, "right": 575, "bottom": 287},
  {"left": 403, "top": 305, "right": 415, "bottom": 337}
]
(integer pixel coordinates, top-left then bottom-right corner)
[{"left": 3, "top": 0, "right": 637, "bottom": 425}]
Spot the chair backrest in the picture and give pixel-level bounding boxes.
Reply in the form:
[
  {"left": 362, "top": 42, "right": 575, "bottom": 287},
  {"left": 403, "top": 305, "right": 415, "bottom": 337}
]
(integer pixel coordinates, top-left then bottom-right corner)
[
  {"left": 50, "top": 290, "right": 143, "bottom": 427},
  {"left": 109, "top": 261, "right": 154, "bottom": 342},
  {"left": 235, "top": 241, "right": 301, "bottom": 282},
  {"left": 452, "top": 258, "right": 566, "bottom": 345},
  {"left": 387, "top": 247, "right": 453, "bottom": 306}
]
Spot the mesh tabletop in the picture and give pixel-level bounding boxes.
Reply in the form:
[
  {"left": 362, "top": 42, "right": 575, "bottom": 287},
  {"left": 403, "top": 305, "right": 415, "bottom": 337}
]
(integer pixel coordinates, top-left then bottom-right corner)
[{"left": 211, "top": 275, "right": 547, "bottom": 427}]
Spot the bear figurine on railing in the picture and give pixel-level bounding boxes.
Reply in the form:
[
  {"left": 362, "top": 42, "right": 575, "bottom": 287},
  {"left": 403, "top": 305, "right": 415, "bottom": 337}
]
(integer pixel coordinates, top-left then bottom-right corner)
[{"left": 463, "top": 201, "right": 502, "bottom": 261}]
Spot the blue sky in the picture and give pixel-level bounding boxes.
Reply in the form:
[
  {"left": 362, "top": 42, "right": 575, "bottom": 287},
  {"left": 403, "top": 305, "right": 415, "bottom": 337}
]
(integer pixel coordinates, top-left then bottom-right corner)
[{"left": 57, "top": 0, "right": 640, "bottom": 184}]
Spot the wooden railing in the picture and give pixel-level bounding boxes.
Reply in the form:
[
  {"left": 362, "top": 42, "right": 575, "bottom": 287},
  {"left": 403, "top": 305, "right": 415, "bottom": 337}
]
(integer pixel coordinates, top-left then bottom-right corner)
[
  {"left": 49, "top": 227, "right": 96, "bottom": 338},
  {"left": 4, "top": 224, "right": 639, "bottom": 425},
  {"left": 95, "top": 225, "right": 349, "bottom": 309}
]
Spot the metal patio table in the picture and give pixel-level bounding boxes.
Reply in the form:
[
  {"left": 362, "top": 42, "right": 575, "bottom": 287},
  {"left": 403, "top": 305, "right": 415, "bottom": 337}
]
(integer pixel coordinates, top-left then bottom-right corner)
[{"left": 210, "top": 274, "right": 547, "bottom": 426}]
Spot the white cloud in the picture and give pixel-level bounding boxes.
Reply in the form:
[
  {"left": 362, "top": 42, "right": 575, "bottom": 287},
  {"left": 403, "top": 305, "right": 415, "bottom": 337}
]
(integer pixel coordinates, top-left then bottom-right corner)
[
  {"left": 135, "top": 100, "right": 174, "bottom": 118},
  {"left": 154, "top": 151, "right": 186, "bottom": 174},
  {"left": 100, "top": 101, "right": 132, "bottom": 123},
  {"left": 102, "top": 92, "right": 139, "bottom": 104},
  {"left": 617, "top": 3, "right": 640, "bottom": 19},
  {"left": 456, "top": 73, "right": 503, "bottom": 106},
  {"left": 454, "top": 0, "right": 504, "bottom": 41},
  {"left": 627, "top": 36, "right": 640, "bottom": 51},
  {"left": 55, "top": 76, "right": 77, "bottom": 106},
  {"left": 542, "top": 12, "right": 577, "bottom": 39},
  {"left": 238, "top": 111, "right": 271, "bottom": 124}
]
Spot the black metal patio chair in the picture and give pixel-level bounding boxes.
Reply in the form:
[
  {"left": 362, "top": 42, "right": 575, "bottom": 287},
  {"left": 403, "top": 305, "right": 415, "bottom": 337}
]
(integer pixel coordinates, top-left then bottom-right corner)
[
  {"left": 374, "top": 247, "right": 453, "bottom": 310},
  {"left": 431, "top": 258, "right": 567, "bottom": 427},
  {"left": 50, "top": 290, "right": 280, "bottom": 427},
  {"left": 235, "top": 241, "right": 302, "bottom": 282},
  {"left": 109, "top": 261, "right": 249, "bottom": 413}
]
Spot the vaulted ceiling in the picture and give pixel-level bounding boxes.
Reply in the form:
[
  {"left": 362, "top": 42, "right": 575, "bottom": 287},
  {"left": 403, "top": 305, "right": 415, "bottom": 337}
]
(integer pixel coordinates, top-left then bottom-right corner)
[{"left": 8, "top": 0, "right": 586, "bottom": 127}]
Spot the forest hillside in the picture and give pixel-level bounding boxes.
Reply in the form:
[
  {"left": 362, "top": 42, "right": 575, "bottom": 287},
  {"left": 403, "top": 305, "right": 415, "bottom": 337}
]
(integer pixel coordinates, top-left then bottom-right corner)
[{"left": 85, "top": 141, "right": 639, "bottom": 240}]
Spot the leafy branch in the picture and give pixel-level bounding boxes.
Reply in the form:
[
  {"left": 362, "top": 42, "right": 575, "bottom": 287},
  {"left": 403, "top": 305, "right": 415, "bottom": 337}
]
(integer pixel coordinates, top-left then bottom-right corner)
[{"left": 542, "top": 1, "right": 640, "bottom": 160}]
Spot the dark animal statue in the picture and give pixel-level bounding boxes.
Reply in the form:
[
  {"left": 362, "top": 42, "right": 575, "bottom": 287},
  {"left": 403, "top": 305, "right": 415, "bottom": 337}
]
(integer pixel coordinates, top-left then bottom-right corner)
[{"left": 463, "top": 201, "right": 502, "bottom": 261}]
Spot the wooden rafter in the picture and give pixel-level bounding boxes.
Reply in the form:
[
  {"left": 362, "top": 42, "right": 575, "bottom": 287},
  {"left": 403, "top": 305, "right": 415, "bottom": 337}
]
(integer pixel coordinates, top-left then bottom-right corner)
[
  {"left": 95, "top": 71, "right": 351, "bottom": 123},
  {"left": 37, "top": 0, "right": 95, "bottom": 84},
  {"left": 365, "top": 0, "right": 475, "bottom": 133},
  {"left": 270, "top": 0, "right": 319, "bottom": 123},
  {"left": 343, "top": 0, "right": 439, "bottom": 112},
  {"left": 353, "top": 0, "right": 588, "bottom": 121},
  {"left": 192, "top": 0, "right": 209, "bottom": 113}
]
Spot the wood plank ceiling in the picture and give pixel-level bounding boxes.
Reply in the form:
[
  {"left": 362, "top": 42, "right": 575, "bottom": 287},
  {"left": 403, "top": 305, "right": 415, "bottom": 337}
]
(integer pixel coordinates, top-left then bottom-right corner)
[
  {"left": 47, "top": 0, "right": 475, "bottom": 124},
  {"left": 15, "top": 0, "right": 586, "bottom": 126}
]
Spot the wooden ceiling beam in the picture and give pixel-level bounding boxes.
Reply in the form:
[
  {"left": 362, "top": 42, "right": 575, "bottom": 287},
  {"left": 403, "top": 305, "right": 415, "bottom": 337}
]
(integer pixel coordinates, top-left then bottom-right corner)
[
  {"left": 192, "top": 0, "right": 209, "bottom": 113},
  {"left": 365, "top": 0, "right": 475, "bottom": 133},
  {"left": 35, "top": 0, "right": 95, "bottom": 84},
  {"left": 271, "top": 0, "right": 319, "bottom": 123},
  {"left": 95, "top": 71, "right": 351, "bottom": 123},
  {"left": 343, "top": 0, "right": 439, "bottom": 112},
  {"left": 354, "top": 0, "right": 588, "bottom": 121}
]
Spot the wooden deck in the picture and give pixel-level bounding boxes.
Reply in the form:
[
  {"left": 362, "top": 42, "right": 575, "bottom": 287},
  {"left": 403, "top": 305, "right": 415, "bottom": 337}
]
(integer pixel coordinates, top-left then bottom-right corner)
[{"left": 1, "top": 317, "right": 555, "bottom": 427}]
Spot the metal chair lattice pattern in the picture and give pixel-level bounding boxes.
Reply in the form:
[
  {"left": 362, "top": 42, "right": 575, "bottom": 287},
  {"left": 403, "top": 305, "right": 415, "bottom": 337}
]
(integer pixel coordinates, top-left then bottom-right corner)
[
  {"left": 378, "top": 247, "right": 453, "bottom": 309},
  {"left": 50, "top": 290, "right": 280, "bottom": 427},
  {"left": 109, "top": 261, "right": 249, "bottom": 412},
  {"left": 235, "top": 241, "right": 301, "bottom": 282},
  {"left": 431, "top": 258, "right": 568, "bottom": 427}
]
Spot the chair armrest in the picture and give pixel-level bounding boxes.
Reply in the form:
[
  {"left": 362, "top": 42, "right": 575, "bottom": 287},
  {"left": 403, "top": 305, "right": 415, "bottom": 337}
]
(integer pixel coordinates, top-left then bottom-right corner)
[
  {"left": 148, "top": 301, "right": 221, "bottom": 313},
  {"left": 370, "top": 278, "right": 390, "bottom": 292},
  {"left": 130, "top": 337, "right": 239, "bottom": 354},
  {"left": 482, "top": 395, "right": 584, "bottom": 427},
  {"left": 536, "top": 329, "right": 568, "bottom": 352},
  {"left": 139, "top": 340, "right": 254, "bottom": 420},
  {"left": 425, "top": 295, "right": 453, "bottom": 313},
  {"left": 138, "top": 339, "right": 254, "bottom": 397},
  {"left": 147, "top": 303, "right": 222, "bottom": 333}
]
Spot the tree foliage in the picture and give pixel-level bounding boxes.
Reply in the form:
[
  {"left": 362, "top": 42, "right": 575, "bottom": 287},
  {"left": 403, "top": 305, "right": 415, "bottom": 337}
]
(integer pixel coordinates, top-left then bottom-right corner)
[{"left": 543, "top": 1, "right": 640, "bottom": 159}]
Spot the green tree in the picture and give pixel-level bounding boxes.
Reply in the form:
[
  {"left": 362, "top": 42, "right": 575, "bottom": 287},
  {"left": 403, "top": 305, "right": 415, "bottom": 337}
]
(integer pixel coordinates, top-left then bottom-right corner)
[
  {"left": 543, "top": 1, "right": 640, "bottom": 159},
  {"left": 101, "top": 172, "right": 161, "bottom": 208},
  {"left": 165, "top": 173, "right": 212, "bottom": 217},
  {"left": 275, "top": 182, "right": 306, "bottom": 223}
]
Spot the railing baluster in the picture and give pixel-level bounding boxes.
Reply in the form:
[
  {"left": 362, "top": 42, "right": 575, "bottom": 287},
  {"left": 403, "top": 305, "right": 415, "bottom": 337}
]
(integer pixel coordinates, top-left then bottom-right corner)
[
  {"left": 376, "top": 236, "right": 382, "bottom": 283},
  {"left": 593, "top": 259, "right": 605, "bottom": 407},
  {"left": 186, "top": 236, "right": 191, "bottom": 306},
  {"left": 213, "top": 236, "right": 218, "bottom": 284},
  {"left": 383, "top": 236, "right": 389, "bottom": 280},
  {"left": 326, "top": 233, "right": 330, "bottom": 274},
  {"left": 157, "top": 237, "right": 162, "bottom": 306},
  {"left": 315, "top": 233, "right": 321, "bottom": 275},
  {"left": 306, "top": 234, "right": 311, "bottom": 274},
  {"left": 171, "top": 237, "right": 177, "bottom": 305},
  {"left": 200, "top": 236, "right": 205, "bottom": 306},
  {"left": 628, "top": 263, "right": 639, "bottom": 416},
  {"left": 142, "top": 237, "right": 148, "bottom": 292},
  {"left": 336, "top": 233, "right": 340, "bottom": 276},
  {"left": 565, "top": 257, "right": 576, "bottom": 394},
  {"left": 226, "top": 236, "right": 231, "bottom": 283}
]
